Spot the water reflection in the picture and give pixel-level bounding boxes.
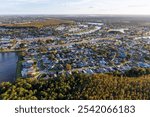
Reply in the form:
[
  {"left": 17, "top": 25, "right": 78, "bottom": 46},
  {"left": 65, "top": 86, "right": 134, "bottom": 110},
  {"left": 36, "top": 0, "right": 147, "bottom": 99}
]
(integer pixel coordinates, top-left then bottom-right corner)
[{"left": 0, "top": 52, "right": 18, "bottom": 83}]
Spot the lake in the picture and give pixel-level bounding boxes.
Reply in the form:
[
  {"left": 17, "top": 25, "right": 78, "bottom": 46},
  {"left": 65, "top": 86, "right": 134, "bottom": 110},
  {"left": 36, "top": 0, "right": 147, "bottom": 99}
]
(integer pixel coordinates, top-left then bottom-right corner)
[{"left": 0, "top": 52, "right": 18, "bottom": 83}]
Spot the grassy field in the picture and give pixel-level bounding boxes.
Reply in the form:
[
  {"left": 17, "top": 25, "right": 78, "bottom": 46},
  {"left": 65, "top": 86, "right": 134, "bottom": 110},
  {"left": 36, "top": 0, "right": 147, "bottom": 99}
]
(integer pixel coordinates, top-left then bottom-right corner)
[
  {"left": 0, "top": 18, "right": 74, "bottom": 28},
  {"left": 16, "top": 52, "right": 23, "bottom": 79}
]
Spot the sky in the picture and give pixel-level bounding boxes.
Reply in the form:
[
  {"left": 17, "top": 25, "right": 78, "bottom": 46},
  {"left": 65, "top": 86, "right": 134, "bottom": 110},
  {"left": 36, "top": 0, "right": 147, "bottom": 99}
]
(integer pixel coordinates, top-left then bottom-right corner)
[{"left": 0, "top": 0, "right": 150, "bottom": 15}]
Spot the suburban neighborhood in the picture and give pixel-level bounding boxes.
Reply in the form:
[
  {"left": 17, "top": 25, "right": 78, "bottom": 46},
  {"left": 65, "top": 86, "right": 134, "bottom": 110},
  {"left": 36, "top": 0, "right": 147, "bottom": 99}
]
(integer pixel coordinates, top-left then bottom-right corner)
[{"left": 0, "top": 17, "right": 149, "bottom": 79}]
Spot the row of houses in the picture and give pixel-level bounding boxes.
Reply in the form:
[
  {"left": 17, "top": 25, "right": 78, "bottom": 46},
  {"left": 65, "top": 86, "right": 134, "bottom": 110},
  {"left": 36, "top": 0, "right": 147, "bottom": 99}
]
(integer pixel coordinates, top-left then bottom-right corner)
[
  {"left": 21, "top": 59, "right": 36, "bottom": 78},
  {"left": 0, "top": 37, "right": 12, "bottom": 49}
]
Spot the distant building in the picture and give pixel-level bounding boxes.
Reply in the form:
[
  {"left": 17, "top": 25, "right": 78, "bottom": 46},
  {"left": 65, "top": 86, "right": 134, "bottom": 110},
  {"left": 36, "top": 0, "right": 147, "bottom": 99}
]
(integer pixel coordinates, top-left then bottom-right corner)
[{"left": 108, "top": 29, "right": 128, "bottom": 34}]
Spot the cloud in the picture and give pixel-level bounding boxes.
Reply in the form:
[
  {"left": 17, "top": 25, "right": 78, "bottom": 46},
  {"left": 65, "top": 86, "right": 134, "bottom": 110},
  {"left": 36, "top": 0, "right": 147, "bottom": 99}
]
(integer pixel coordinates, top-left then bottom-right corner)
[
  {"left": 7, "top": 0, "right": 48, "bottom": 3},
  {"left": 89, "top": 6, "right": 94, "bottom": 9},
  {"left": 66, "top": 0, "right": 94, "bottom": 6},
  {"left": 128, "top": 4, "right": 148, "bottom": 8},
  {"left": 1, "top": 0, "right": 150, "bottom": 15}
]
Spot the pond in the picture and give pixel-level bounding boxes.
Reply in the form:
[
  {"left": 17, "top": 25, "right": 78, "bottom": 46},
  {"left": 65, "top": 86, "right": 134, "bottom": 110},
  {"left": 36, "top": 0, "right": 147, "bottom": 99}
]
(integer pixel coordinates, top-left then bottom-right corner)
[{"left": 0, "top": 52, "right": 18, "bottom": 83}]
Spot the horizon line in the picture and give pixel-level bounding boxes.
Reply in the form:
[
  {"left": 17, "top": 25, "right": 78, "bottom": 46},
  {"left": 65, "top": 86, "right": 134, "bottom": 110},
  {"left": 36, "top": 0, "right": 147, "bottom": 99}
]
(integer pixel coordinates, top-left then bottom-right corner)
[{"left": 1, "top": 14, "right": 150, "bottom": 16}]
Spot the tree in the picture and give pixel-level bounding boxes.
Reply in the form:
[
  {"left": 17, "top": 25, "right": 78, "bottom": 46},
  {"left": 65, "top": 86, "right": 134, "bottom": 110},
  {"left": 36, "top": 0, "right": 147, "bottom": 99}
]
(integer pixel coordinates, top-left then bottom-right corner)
[
  {"left": 66, "top": 64, "right": 72, "bottom": 71},
  {"left": 0, "top": 73, "right": 150, "bottom": 100}
]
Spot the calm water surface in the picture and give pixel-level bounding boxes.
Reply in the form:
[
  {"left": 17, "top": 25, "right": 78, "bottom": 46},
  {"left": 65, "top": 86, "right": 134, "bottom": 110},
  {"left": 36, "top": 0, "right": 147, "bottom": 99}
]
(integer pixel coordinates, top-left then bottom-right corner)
[{"left": 0, "top": 52, "right": 18, "bottom": 83}]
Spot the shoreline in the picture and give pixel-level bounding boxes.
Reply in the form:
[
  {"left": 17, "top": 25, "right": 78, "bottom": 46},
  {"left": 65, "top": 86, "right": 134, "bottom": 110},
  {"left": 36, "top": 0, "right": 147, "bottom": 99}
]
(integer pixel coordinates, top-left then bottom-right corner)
[
  {"left": 16, "top": 52, "right": 23, "bottom": 79},
  {"left": 0, "top": 49, "right": 23, "bottom": 53}
]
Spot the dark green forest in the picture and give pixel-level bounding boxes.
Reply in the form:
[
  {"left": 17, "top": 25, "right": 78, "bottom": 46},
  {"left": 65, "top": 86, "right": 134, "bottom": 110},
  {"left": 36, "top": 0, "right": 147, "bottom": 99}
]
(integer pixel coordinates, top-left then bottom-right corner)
[{"left": 0, "top": 73, "right": 150, "bottom": 100}]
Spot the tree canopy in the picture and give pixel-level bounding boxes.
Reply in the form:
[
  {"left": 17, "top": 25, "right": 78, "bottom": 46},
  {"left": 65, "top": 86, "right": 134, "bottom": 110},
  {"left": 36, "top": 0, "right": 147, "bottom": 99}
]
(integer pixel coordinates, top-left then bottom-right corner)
[{"left": 0, "top": 73, "right": 150, "bottom": 100}]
